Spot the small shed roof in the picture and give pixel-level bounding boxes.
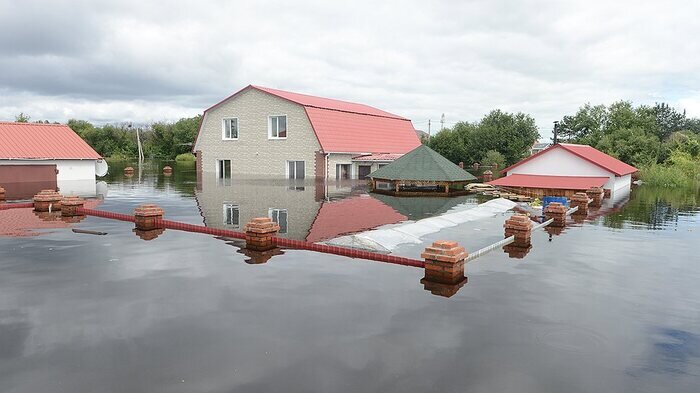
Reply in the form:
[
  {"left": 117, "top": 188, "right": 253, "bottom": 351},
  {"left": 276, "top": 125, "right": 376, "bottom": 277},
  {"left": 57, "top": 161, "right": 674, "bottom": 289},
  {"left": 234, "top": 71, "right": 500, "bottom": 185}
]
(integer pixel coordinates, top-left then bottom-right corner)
[
  {"left": 503, "top": 143, "right": 637, "bottom": 176},
  {"left": 368, "top": 145, "right": 476, "bottom": 182},
  {"left": 0, "top": 122, "right": 101, "bottom": 160}
]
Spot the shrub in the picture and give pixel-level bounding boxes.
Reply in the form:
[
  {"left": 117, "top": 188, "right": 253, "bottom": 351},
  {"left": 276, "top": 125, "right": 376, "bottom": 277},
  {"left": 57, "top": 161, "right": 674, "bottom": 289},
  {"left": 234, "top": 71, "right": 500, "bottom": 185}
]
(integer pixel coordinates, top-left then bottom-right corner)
[
  {"left": 175, "top": 153, "right": 196, "bottom": 162},
  {"left": 480, "top": 150, "right": 506, "bottom": 168},
  {"left": 639, "top": 164, "right": 690, "bottom": 188}
]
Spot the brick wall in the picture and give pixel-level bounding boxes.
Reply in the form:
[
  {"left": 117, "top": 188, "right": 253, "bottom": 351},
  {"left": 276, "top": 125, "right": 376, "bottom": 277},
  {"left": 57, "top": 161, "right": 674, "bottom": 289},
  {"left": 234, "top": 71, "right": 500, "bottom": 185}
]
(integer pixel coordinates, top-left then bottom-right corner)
[{"left": 194, "top": 88, "right": 321, "bottom": 178}]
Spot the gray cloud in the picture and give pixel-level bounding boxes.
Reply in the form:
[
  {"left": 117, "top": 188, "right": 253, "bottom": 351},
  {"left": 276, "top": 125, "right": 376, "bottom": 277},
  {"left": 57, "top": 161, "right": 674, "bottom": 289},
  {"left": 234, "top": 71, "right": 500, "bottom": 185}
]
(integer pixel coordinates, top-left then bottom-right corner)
[{"left": 0, "top": 0, "right": 699, "bottom": 132}]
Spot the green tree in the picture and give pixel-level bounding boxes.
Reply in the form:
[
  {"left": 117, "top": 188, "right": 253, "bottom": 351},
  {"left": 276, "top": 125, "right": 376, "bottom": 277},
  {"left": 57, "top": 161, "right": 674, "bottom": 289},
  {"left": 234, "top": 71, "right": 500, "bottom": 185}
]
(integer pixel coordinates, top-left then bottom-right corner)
[
  {"left": 480, "top": 150, "right": 506, "bottom": 168},
  {"left": 15, "top": 112, "right": 30, "bottom": 122},
  {"left": 558, "top": 103, "right": 608, "bottom": 143},
  {"left": 429, "top": 111, "right": 539, "bottom": 166},
  {"left": 427, "top": 128, "right": 466, "bottom": 164},
  {"left": 595, "top": 127, "right": 661, "bottom": 167}
]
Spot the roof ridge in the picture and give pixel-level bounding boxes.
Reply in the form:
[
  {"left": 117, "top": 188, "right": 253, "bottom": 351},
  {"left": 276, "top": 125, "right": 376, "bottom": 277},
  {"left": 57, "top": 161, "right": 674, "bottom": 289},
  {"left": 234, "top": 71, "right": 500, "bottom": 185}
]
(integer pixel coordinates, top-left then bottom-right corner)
[
  {"left": 302, "top": 105, "right": 409, "bottom": 121},
  {"left": 0, "top": 121, "right": 67, "bottom": 127}
]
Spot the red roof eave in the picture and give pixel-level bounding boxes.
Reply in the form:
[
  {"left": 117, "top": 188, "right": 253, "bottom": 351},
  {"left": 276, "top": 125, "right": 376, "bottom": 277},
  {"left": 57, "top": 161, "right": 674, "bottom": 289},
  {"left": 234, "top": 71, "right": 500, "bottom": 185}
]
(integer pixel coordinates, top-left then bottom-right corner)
[{"left": 488, "top": 174, "right": 609, "bottom": 190}]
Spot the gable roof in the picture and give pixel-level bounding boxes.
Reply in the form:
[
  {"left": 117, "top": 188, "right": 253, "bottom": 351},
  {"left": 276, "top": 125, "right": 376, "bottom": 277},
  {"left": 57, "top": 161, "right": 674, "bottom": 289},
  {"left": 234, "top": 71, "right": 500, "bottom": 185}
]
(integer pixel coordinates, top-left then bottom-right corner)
[
  {"left": 502, "top": 143, "right": 637, "bottom": 176},
  {"left": 0, "top": 122, "right": 101, "bottom": 160},
  {"left": 368, "top": 144, "right": 477, "bottom": 182},
  {"left": 193, "top": 85, "right": 421, "bottom": 154}
]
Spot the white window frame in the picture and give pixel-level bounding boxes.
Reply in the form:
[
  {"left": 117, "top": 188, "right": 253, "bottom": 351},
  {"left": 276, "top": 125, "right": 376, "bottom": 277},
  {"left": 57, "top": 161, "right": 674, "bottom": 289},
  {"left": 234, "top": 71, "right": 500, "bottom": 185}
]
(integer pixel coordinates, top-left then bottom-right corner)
[
  {"left": 222, "top": 118, "right": 239, "bottom": 140},
  {"left": 336, "top": 163, "right": 352, "bottom": 180},
  {"left": 286, "top": 160, "right": 305, "bottom": 179},
  {"left": 268, "top": 208, "right": 288, "bottom": 234},
  {"left": 217, "top": 159, "right": 232, "bottom": 179},
  {"left": 268, "top": 115, "right": 288, "bottom": 139},
  {"left": 222, "top": 203, "right": 240, "bottom": 227}
]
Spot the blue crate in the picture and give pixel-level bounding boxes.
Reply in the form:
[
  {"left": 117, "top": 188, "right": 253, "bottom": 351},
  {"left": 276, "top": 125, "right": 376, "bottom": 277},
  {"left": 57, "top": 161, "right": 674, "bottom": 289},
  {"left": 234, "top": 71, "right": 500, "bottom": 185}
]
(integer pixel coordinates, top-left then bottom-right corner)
[{"left": 543, "top": 196, "right": 568, "bottom": 209}]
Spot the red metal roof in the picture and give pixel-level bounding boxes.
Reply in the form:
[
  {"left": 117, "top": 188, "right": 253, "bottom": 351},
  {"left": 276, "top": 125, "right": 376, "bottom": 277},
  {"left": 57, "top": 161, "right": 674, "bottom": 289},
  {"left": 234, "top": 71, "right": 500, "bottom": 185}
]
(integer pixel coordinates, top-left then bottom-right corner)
[
  {"left": 304, "top": 107, "right": 420, "bottom": 153},
  {"left": 252, "top": 86, "right": 406, "bottom": 119},
  {"left": 194, "top": 85, "right": 421, "bottom": 154},
  {"left": 0, "top": 122, "right": 101, "bottom": 160},
  {"left": 306, "top": 195, "right": 406, "bottom": 242},
  {"left": 488, "top": 174, "right": 608, "bottom": 190},
  {"left": 502, "top": 143, "right": 637, "bottom": 176},
  {"left": 352, "top": 153, "right": 404, "bottom": 161}
]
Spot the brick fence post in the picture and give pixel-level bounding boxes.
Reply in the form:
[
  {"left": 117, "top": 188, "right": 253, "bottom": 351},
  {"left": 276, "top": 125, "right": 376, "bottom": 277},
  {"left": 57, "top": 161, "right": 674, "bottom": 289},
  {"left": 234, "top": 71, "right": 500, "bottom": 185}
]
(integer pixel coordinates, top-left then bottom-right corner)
[
  {"left": 33, "top": 190, "right": 62, "bottom": 212},
  {"left": 504, "top": 214, "right": 533, "bottom": 248},
  {"left": 134, "top": 204, "right": 164, "bottom": 231},
  {"left": 420, "top": 240, "right": 469, "bottom": 297},
  {"left": 586, "top": 186, "right": 604, "bottom": 207},
  {"left": 0, "top": 186, "right": 5, "bottom": 203},
  {"left": 483, "top": 170, "right": 493, "bottom": 182},
  {"left": 570, "top": 192, "right": 590, "bottom": 216},
  {"left": 244, "top": 217, "right": 280, "bottom": 251},
  {"left": 60, "top": 196, "right": 85, "bottom": 217},
  {"left": 544, "top": 202, "right": 567, "bottom": 228}
]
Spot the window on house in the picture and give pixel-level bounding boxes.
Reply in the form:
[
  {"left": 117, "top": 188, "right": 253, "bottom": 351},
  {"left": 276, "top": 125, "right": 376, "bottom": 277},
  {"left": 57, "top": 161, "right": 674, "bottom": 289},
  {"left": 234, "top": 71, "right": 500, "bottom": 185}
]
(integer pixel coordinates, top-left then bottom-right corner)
[
  {"left": 269, "top": 208, "right": 288, "bottom": 234},
  {"left": 218, "top": 159, "right": 231, "bottom": 179},
  {"left": 269, "top": 115, "right": 287, "bottom": 139},
  {"left": 223, "top": 203, "right": 240, "bottom": 227},
  {"left": 222, "top": 118, "right": 238, "bottom": 140},
  {"left": 287, "top": 161, "right": 305, "bottom": 179},
  {"left": 336, "top": 164, "right": 351, "bottom": 179}
]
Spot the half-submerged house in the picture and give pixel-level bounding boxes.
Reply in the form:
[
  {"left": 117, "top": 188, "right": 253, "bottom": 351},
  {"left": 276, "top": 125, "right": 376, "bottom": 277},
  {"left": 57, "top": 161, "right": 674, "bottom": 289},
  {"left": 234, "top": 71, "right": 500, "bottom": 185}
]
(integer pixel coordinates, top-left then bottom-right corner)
[
  {"left": 192, "top": 85, "right": 421, "bottom": 180},
  {"left": 368, "top": 145, "right": 477, "bottom": 196},
  {"left": 0, "top": 122, "right": 104, "bottom": 199},
  {"left": 488, "top": 143, "right": 637, "bottom": 198}
]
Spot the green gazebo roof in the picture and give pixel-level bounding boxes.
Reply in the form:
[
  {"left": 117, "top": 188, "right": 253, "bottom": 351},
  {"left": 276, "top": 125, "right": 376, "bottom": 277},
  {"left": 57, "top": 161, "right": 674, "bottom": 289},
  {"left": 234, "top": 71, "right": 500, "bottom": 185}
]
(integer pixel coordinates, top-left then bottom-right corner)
[{"left": 368, "top": 145, "right": 477, "bottom": 182}]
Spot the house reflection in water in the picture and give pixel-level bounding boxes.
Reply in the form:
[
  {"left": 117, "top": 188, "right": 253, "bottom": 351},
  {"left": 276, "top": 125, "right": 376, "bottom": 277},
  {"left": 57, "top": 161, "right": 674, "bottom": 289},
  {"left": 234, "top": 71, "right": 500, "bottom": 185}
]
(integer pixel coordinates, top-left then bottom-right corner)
[{"left": 194, "top": 174, "right": 472, "bottom": 244}]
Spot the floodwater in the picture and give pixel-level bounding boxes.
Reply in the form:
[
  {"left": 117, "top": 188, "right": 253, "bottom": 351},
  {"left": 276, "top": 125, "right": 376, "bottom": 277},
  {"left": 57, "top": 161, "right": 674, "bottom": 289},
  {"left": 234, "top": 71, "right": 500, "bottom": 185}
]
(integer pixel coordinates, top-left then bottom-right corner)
[{"left": 0, "top": 160, "right": 698, "bottom": 393}]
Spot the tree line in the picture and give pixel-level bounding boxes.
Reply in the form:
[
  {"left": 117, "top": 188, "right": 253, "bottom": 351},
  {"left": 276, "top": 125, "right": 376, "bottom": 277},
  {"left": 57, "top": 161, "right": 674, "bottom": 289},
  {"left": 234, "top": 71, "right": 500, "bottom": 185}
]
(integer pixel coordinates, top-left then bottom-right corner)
[
  {"left": 14, "top": 113, "right": 201, "bottom": 160},
  {"left": 426, "top": 102, "right": 700, "bottom": 187}
]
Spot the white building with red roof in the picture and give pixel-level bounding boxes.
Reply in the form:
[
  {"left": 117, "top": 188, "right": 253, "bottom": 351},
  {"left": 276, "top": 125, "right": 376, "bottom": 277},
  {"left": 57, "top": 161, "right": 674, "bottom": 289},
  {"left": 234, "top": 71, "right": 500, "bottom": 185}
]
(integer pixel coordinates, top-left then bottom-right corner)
[
  {"left": 489, "top": 143, "right": 637, "bottom": 198},
  {"left": 0, "top": 122, "right": 104, "bottom": 199},
  {"left": 192, "top": 85, "right": 421, "bottom": 179}
]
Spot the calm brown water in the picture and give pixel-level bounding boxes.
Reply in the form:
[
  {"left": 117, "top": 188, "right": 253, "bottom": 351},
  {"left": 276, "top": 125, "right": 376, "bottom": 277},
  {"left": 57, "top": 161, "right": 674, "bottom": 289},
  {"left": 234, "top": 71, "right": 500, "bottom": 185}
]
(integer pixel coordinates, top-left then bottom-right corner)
[{"left": 0, "top": 160, "right": 698, "bottom": 393}]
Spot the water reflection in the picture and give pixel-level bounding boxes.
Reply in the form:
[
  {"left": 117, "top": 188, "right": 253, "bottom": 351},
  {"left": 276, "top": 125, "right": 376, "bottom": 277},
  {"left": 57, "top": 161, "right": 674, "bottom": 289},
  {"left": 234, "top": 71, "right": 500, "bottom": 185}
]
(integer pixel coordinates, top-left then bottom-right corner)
[
  {"left": 601, "top": 186, "right": 700, "bottom": 230},
  {"left": 194, "top": 173, "right": 477, "bottom": 243}
]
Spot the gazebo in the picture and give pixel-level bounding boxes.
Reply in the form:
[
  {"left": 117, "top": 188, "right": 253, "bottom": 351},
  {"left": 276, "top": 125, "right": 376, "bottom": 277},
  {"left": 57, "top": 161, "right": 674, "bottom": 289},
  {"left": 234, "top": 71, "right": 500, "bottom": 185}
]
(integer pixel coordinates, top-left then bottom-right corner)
[{"left": 368, "top": 145, "right": 477, "bottom": 196}]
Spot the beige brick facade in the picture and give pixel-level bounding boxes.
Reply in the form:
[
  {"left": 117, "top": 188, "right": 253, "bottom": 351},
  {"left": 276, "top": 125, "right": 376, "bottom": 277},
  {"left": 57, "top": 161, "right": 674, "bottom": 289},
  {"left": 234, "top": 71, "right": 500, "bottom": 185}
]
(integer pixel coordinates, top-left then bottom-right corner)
[
  {"left": 195, "top": 87, "right": 401, "bottom": 180},
  {"left": 195, "top": 88, "right": 321, "bottom": 178}
]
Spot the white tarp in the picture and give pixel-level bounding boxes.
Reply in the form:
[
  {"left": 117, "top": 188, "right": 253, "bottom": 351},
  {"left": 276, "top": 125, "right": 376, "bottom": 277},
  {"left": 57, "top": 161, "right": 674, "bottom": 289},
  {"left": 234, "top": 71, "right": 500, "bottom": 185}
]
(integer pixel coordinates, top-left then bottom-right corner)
[{"left": 324, "top": 198, "right": 517, "bottom": 252}]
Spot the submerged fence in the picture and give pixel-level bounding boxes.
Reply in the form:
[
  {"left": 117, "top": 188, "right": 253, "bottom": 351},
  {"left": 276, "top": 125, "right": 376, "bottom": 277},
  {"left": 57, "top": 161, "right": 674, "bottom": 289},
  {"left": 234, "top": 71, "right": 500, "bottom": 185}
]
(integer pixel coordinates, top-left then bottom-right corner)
[{"left": 3, "top": 187, "right": 601, "bottom": 298}]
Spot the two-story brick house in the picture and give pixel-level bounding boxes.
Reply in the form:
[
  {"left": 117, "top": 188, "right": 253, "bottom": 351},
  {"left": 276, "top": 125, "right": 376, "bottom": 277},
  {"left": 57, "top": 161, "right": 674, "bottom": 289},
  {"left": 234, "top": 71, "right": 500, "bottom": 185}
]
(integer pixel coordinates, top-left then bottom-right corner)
[{"left": 192, "top": 85, "right": 421, "bottom": 179}]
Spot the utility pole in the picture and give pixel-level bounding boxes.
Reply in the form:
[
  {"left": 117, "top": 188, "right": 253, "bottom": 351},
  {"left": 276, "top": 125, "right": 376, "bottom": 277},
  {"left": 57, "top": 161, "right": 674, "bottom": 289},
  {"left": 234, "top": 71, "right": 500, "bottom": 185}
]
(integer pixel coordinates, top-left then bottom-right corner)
[
  {"left": 440, "top": 113, "right": 445, "bottom": 131},
  {"left": 428, "top": 119, "right": 431, "bottom": 141}
]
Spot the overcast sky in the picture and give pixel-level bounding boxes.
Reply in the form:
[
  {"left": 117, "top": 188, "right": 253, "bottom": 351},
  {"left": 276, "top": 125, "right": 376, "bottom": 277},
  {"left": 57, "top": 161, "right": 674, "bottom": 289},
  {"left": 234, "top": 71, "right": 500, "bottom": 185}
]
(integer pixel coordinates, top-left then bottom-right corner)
[{"left": 1, "top": 0, "right": 699, "bottom": 136}]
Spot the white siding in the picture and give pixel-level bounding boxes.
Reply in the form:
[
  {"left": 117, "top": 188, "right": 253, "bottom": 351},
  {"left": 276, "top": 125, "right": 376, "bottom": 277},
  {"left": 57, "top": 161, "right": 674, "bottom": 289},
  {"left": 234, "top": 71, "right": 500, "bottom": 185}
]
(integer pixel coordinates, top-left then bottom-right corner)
[
  {"left": 0, "top": 159, "right": 96, "bottom": 181},
  {"left": 507, "top": 148, "right": 632, "bottom": 193}
]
